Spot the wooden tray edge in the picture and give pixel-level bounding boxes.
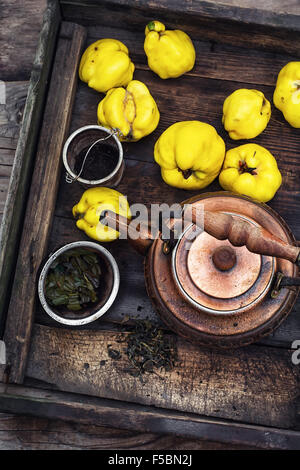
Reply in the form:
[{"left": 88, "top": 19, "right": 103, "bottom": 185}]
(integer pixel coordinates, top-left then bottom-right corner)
[
  {"left": 0, "top": 383, "right": 299, "bottom": 450},
  {"left": 61, "top": 0, "right": 300, "bottom": 32},
  {"left": 0, "top": 0, "right": 61, "bottom": 335}
]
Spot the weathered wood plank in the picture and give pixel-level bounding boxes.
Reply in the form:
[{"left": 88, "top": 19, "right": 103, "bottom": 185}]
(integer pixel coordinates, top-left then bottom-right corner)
[
  {"left": 24, "top": 324, "right": 300, "bottom": 430},
  {"left": 63, "top": 0, "right": 300, "bottom": 18},
  {"left": 0, "top": 126, "right": 16, "bottom": 228},
  {"left": 0, "top": 89, "right": 25, "bottom": 216},
  {"left": 0, "top": 82, "right": 28, "bottom": 139},
  {"left": 0, "top": 411, "right": 256, "bottom": 450},
  {"left": 0, "top": 0, "right": 47, "bottom": 81},
  {"left": 4, "top": 22, "right": 87, "bottom": 384},
  {"left": 2, "top": 384, "right": 300, "bottom": 449},
  {"left": 61, "top": 0, "right": 300, "bottom": 56},
  {"left": 0, "top": 178, "right": 10, "bottom": 213},
  {"left": 199, "top": 0, "right": 300, "bottom": 16},
  {"left": 67, "top": 0, "right": 300, "bottom": 30},
  {"left": 0, "top": 137, "right": 18, "bottom": 150},
  {"left": 0, "top": 168, "right": 12, "bottom": 179},
  {"left": 0, "top": 148, "right": 16, "bottom": 166},
  {"left": 0, "top": 1, "right": 60, "bottom": 337}
]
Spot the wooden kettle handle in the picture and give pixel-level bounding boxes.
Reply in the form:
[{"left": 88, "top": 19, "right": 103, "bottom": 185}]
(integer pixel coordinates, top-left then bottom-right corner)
[{"left": 184, "top": 206, "right": 300, "bottom": 265}]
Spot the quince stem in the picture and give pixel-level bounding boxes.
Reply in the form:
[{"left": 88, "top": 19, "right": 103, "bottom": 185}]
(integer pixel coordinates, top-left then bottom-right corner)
[{"left": 147, "top": 21, "right": 156, "bottom": 31}]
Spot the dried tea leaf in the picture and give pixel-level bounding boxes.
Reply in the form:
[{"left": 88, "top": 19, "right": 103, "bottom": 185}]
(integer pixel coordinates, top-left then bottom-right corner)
[
  {"left": 107, "top": 347, "right": 122, "bottom": 360},
  {"left": 45, "top": 249, "right": 102, "bottom": 312},
  {"left": 122, "top": 319, "right": 178, "bottom": 379}
]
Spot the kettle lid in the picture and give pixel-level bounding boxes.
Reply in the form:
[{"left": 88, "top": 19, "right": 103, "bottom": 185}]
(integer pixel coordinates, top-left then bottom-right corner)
[{"left": 172, "top": 212, "right": 275, "bottom": 315}]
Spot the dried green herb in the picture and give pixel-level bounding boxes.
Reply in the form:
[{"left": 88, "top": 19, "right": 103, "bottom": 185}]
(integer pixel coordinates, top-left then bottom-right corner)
[
  {"left": 121, "top": 319, "right": 178, "bottom": 378},
  {"left": 45, "top": 249, "right": 102, "bottom": 311}
]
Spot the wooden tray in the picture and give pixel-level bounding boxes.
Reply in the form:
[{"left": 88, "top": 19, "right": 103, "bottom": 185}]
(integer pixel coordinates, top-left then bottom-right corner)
[{"left": 1, "top": 0, "right": 300, "bottom": 449}]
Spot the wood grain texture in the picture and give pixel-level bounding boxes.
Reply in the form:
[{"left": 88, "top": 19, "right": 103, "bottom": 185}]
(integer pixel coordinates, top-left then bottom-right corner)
[
  {"left": 0, "top": 82, "right": 29, "bottom": 216},
  {"left": 0, "top": 412, "right": 256, "bottom": 450},
  {"left": 61, "top": 0, "right": 300, "bottom": 56},
  {"left": 0, "top": 0, "right": 47, "bottom": 81},
  {"left": 4, "top": 22, "right": 87, "bottom": 384},
  {"left": 201, "top": 0, "right": 300, "bottom": 14},
  {"left": 25, "top": 324, "right": 300, "bottom": 430},
  {"left": 0, "top": 82, "right": 28, "bottom": 139},
  {"left": 3, "top": 385, "right": 299, "bottom": 449},
  {"left": 63, "top": 0, "right": 300, "bottom": 17},
  {"left": 0, "top": 1, "right": 60, "bottom": 337},
  {"left": 61, "top": 0, "right": 300, "bottom": 28},
  {"left": 0, "top": 137, "right": 19, "bottom": 151}
]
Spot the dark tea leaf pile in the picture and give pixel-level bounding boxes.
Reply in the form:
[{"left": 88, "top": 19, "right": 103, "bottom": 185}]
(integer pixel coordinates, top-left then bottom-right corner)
[
  {"left": 112, "top": 319, "right": 178, "bottom": 378},
  {"left": 45, "top": 249, "right": 102, "bottom": 311}
]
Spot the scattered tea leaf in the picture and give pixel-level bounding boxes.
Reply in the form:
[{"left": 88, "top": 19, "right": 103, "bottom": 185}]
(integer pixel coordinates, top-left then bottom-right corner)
[
  {"left": 121, "top": 319, "right": 178, "bottom": 379},
  {"left": 107, "top": 347, "right": 122, "bottom": 360}
]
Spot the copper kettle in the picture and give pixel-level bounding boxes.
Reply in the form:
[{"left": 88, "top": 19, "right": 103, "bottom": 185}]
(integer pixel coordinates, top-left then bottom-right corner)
[{"left": 101, "top": 192, "right": 300, "bottom": 348}]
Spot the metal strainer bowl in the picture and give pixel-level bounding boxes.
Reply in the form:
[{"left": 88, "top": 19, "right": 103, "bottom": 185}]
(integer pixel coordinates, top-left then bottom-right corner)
[
  {"left": 38, "top": 241, "right": 120, "bottom": 326},
  {"left": 62, "top": 125, "right": 124, "bottom": 188}
]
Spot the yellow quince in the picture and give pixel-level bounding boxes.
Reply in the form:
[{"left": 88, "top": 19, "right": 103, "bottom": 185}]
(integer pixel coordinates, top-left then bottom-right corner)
[
  {"left": 72, "top": 187, "right": 131, "bottom": 242},
  {"left": 273, "top": 62, "right": 300, "bottom": 128},
  {"left": 144, "top": 21, "right": 196, "bottom": 79},
  {"left": 97, "top": 80, "right": 160, "bottom": 141},
  {"left": 222, "top": 89, "right": 271, "bottom": 140},
  {"left": 154, "top": 121, "right": 225, "bottom": 190},
  {"left": 79, "top": 39, "right": 134, "bottom": 93},
  {"left": 219, "top": 144, "right": 282, "bottom": 203}
]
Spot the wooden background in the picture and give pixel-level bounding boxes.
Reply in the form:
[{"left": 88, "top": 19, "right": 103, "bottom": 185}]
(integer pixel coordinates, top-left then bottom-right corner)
[{"left": 0, "top": 0, "right": 299, "bottom": 450}]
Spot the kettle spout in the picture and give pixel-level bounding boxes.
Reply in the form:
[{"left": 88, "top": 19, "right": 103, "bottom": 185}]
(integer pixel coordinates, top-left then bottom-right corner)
[{"left": 99, "top": 210, "right": 154, "bottom": 255}]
